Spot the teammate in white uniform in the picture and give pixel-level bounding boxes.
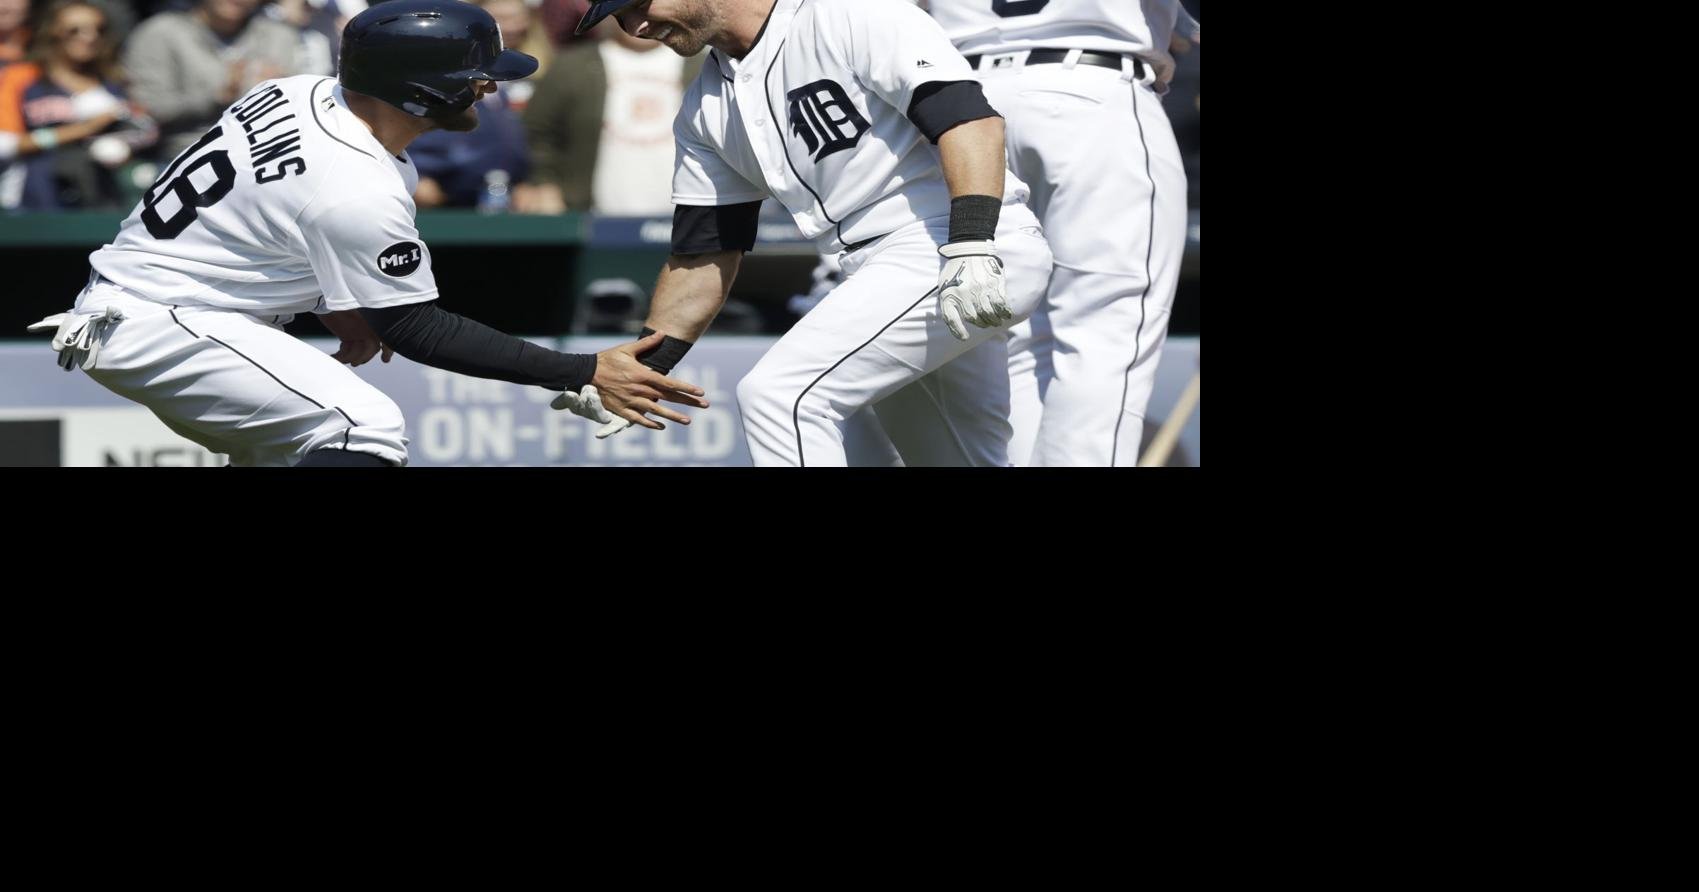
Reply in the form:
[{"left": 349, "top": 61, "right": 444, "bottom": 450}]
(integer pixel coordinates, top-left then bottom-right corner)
[
  {"left": 556, "top": 0, "right": 1054, "bottom": 467},
  {"left": 30, "top": 0, "right": 705, "bottom": 467},
  {"left": 929, "top": 0, "right": 1197, "bottom": 466}
]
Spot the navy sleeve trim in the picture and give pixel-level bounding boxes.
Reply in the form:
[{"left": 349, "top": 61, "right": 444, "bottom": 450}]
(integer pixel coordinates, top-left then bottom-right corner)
[
  {"left": 672, "top": 201, "right": 762, "bottom": 255},
  {"left": 907, "top": 80, "right": 1000, "bottom": 144}
]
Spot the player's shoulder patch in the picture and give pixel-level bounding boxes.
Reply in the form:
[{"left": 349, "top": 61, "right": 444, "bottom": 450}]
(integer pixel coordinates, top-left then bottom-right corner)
[{"left": 376, "top": 241, "right": 423, "bottom": 277}]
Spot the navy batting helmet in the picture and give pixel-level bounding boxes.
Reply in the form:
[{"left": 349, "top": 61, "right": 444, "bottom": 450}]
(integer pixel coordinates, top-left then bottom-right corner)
[{"left": 340, "top": 0, "right": 539, "bottom": 119}]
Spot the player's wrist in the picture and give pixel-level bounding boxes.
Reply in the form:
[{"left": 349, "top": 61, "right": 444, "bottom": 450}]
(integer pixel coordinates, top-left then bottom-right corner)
[
  {"left": 637, "top": 326, "right": 694, "bottom": 375},
  {"left": 576, "top": 353, "right": 598, "bottom": 391},
  {"left": 939, "top": 239, "right": 996, "bottom": 259},
  {"left": 946, "top": 194, "right": 1000, "bottom": 244}
]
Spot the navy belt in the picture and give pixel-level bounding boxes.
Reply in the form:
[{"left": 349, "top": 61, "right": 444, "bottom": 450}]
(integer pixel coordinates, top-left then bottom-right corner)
[{"left": 965, "top": 49, "right": 1144, "bottom": 79}]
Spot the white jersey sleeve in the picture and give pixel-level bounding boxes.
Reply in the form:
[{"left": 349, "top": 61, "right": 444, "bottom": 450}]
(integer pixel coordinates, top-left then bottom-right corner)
[
  {"left": 672, "top": 86, "right": 771, "bottom": 207},
  {"left": 818, "top": 0, "right": 978, "bottom": 116},
  {"left": 299, "top": 192, "right": 439, "bottom": 311}
]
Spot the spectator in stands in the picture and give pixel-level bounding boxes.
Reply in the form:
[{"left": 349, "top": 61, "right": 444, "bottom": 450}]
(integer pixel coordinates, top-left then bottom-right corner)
[
  {"left": 536, "top": 0, "right": 588, "bottom": 49},
  {"left": 0, "top": 0, "right": 156, "bottom": 210},
  {"left": 264, "top": 0, "right": 347, "bottom": 77},
  {"left": 517, "top": 15, "right": 701, "bottom": 215},
  {"left": 0, "top": 0, "right": 30, "bottom": 65},
  {"left": 0, "top": 0, "right": 27, "bottom": 166},
  {"left": 122, "top": 0, "right": 299, "bottom": 161},
  {"left": 81, "top": 1, "right": 135, "bottom": 44}
]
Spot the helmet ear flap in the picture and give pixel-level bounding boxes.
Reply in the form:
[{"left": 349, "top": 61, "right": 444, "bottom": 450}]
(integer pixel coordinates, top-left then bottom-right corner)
[
  {"left": 405, "top": 81, "right": 477, "bottom": 118},
  {"left": 399, "top": 92, "right": 432, "bottom": 117}
]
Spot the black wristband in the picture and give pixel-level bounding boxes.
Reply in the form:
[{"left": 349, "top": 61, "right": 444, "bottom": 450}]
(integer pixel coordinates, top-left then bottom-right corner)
[
  {"left": 948, "top": 194, "right": 1001, "bottom": 244},
  {"left": 638, "top": 326, "right": 695, "bottom": 375}
]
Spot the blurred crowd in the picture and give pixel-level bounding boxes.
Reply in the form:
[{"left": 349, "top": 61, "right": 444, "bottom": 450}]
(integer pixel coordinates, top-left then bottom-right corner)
[{"left": 0, "top": 0, "right": 702, "bottom": 214}]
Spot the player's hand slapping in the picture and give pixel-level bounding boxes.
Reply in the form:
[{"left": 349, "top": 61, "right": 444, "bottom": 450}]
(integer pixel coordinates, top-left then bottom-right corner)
[{"left": 552, "top": 331, "right": 707, "bottom": 435}]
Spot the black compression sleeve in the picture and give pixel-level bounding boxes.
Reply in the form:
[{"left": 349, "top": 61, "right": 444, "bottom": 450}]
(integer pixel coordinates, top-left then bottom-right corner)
[{"left": 359, "top": 301, "right": 596, "bottom": 391}]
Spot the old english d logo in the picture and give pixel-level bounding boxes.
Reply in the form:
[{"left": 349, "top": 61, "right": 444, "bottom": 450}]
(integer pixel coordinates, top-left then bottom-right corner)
[{"left": 786, "top": 80, "right": 871, "bottom": 163}]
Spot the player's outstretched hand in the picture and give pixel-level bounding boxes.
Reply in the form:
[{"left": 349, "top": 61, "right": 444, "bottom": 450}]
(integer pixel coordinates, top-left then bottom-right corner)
[{"left": 584, "top": 331, "right": 709, "bottom": 432}]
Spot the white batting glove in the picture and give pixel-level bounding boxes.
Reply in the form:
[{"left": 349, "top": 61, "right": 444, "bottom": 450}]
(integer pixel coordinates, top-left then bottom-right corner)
[
  {"left": 936, "top": 240, "right": 1011, "bottom": 341},
  {"left": 550, "top": 385, "right": 634, "bottom": 439}
]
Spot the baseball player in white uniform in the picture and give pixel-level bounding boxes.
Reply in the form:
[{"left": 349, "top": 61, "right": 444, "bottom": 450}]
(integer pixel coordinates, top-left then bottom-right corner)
[
  {"left": 928, "top": 0, "right": 1198, "bottom": 466},
  {"left": 29, "top": 0, "right": 706, "bottom": 467},
  {"left": 557, "top": 0, "right": 1055, "bottom": 467}
]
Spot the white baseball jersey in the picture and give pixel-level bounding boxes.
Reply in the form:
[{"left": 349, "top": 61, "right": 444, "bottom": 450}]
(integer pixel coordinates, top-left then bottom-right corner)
[
  {"left": 672, "top": 0, "right": 1026, "bottom": 254},
  {"left": 89, "top": 75, "right": 438, "bottom": 317},
  {"left": 929, "top": 1, "right": 1192, "bottom": 81}
]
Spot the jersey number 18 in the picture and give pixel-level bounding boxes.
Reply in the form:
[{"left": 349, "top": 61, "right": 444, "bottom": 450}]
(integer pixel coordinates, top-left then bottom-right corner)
[{"left": 140, "top": 125, "right": 237, "bottom": 240}]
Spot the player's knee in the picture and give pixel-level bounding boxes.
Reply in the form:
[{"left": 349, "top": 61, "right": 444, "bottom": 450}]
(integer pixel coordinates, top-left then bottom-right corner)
[
  {"left": 304, "top": 396, "right": 409, "bottom": 466},
  {"left": 740, "top": 359, "right": 853, "bottom": 439},
  {"left": 735, "top": 366, "right": 788, "bottom": 428},
  {"left": 735, "top": 367, "right": 807, "bottom": 465},
  {"left": 739, "top": 363, "right": 824, "bottom": 435},
  {"left": 348, "top": 398, "right": 409, "bottom": 465}
]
